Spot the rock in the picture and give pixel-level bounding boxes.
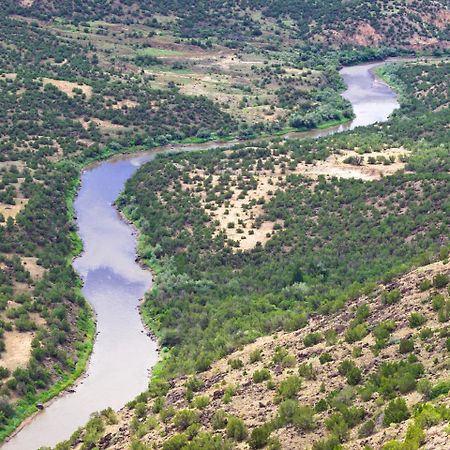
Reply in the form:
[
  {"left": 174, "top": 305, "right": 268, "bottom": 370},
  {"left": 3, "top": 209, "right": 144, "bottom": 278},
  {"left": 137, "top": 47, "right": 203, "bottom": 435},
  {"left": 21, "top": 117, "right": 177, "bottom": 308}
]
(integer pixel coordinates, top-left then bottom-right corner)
[{"left": 36, "top": 403, "right": 44, "bottom": 410}]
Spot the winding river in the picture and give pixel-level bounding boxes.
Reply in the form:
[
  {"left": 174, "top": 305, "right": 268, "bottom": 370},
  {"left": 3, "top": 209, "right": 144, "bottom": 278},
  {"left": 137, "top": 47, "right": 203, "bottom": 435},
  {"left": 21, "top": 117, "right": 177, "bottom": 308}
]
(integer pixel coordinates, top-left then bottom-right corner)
[{"left": 3, "top": 61, "right": 399, "bottom": 450}]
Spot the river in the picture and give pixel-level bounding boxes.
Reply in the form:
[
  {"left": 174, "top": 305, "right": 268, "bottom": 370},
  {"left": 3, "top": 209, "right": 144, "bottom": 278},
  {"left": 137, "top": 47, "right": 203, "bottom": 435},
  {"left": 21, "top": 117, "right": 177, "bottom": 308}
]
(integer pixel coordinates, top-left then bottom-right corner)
[{"left": 3, "top": 61, "right": 399, "bottom": 450}]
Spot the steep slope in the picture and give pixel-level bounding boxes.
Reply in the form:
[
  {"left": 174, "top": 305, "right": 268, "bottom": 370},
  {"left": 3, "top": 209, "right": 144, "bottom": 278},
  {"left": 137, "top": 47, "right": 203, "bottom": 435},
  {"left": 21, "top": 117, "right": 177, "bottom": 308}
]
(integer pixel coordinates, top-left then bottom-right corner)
[{"left": 63, "top": 260, "right": 450, "bottom": 449}]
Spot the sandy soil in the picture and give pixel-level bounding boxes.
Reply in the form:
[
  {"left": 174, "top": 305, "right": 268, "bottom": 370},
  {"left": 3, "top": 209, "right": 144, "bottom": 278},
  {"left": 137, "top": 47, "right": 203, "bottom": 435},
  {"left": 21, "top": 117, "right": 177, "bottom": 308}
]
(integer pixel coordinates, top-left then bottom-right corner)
[
  {"left": 0, "top": 198, "right": 28, "bottom": 220},
  {"left": 1, "top": 331, "right": 33, "bottom": 371},
  {"left": 42, "top": 78, "right": 93, "bottom": 99},
  {"left": 21, "top": 256, "right": 45, "bottom": 281}
]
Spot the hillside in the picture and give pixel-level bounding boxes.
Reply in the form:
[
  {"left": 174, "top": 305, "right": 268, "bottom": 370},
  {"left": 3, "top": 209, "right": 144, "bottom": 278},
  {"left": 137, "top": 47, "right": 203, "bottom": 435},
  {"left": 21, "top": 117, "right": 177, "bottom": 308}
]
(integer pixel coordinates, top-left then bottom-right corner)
[
  {"left": 60, "top": 260, "right": 450, "bottom": 449},
  {"left": 8, "top": 1, "right": 450, "bottom": 49}
]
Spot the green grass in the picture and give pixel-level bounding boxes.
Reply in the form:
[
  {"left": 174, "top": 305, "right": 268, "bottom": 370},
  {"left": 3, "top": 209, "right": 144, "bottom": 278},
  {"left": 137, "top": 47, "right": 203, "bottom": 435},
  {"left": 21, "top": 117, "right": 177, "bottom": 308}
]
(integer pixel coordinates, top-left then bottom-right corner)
[{"left": 136, "top": 47, "right": 182, "bottom": 57}]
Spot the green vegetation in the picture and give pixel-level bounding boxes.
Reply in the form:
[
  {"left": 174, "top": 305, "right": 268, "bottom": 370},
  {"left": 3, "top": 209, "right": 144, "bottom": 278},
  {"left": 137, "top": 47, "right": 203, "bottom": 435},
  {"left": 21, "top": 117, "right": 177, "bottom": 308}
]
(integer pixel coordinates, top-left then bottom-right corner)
[{"left": 0, "top": 0, "right": 449, "bottom": 447}]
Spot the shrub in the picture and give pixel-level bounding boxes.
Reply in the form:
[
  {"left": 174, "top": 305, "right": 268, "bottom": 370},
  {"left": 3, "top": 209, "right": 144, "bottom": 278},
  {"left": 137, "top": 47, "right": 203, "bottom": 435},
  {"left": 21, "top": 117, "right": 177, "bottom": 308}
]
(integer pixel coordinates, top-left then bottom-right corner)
[
  {"left": 249, "top": 423, "right": 272, "bottom": 449},
  {"left": 253, "top": 368, "right": 271, "bottom": 383},
  {"left": 383, "top": 398, "right": 409, "bottom": 426},
  {"left": 304, "top": 332, "right": 322, "bottom": 347},
  {"left": 397, "top": 371, "right": 417, "bottom": 394},
  {"left": 222, "top": 384, "right": 237, "bottom": 404},
  {"left": 226, "top": 416, "right": 247, "bottom": 441},
  {"left": 292, "top": 405, "right": 316, "bottom": 431},
  {"left": 298, "top": 363, "right": 316, "bottom": 380},
  {"left": 312, "top": 436, "right": 343, "bottom": 450},
  {"left": 416, "top": 379, "right": 432, "bottom": 399},
  {"left": 432, "top": 273, "right": 449, "bottom": 289},
  {"left": 160, "top": 407, "right": 176, "bottom": 423},
  {"left": 212, "top": 410, "right": 228, "bottom": 429},
  {"left": 0, "top": 366, "right": 10, "bottom": 379},
  {"left": 399, "top": 338, "right": 415, "bottom": 354},
  {"left": 134, "top": 402, "right": 147, "bottom": 419},
  {"left": 277, "top": 375, "right": 302, "bottom": 401},
  {"left": 319, "top": 352, "right": 333, "bottom": 364},
  {"left": 338, "top": 360, "right": 362, "bottom": 385},
  {"left": 185, "top": 376, "right": 204, "bottom": 392},
  {"left": 418, "top": 278, "right": 432, "bottom": 291},
  {"left": 382, "top": 289, "right": 401, "bottom": 305},
  {"left": 192, "top": 395, "right": 209, "bottom": 409},
  {"left": 430, "top": 380, "right": 450, "bottom": 399},
  {"left": 315, "top": 398, "right": 328, "bottom": 413},
  {"left": 431, "top": 294, "right": 445, "bottom": 311},
  {"left": 162, "top": 433, "right": 188, "bottom": 450},
  {"left": 408, "top": 313, "right": 427, "bottom": 328},
  {"left": 195, "top": 353, "right": 212, "bottom": 372},
  {"left": 419, "top": 327, "right": 433, "bottom": 340},
  {"left": 249, "top": 349, "right": 262, "bottom": 363},
  {"left": 358, "top": 419, "right": 375, "bottom": 438},
  {"left": 271, "top": 346, "right": 295, "bottom": 367},
  {"left": 345, "top": 323, "right": 368, "bottom": 343},
  {"left": 173, "top": 409, "right": 199, "bottom": 431},
  {"left": 325, "top": 413, "right": 349, "bottom": 442},
  {"left": 228, "top": 358, "right": 243, "bottom": 370},
  {"left": 324, "top": 329, "right": 337, "bottom": 346}
]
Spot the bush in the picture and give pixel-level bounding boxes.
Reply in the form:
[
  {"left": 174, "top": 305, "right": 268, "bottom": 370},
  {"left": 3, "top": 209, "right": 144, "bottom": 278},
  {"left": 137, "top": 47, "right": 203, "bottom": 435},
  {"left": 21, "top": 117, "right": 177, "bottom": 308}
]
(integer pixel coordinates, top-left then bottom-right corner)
[
  {"left": 399, "top": 338, "right": 415, "bottom": 354},
  {"left": 272, "top": 346, "right": 294, "bottom": 367},
  {"left": 173, "top": 409, "right": 199, "bottom": 431},
  {"left": 162, "top": 433, "right": 188, "bottom": 450},
  {"left": 418, "top": 278, "right": 432, "bottom": 291},
  {"left": 319, "top": 352, "right": 333, "bottom": 364},
  {"left": 298, "top": 362, "right": 316, "bottom": 380},
  {"left": 0, "top": 366, "right": 10, "bottom": 379},
  {"left": 192, "top": 395, "right": 209, "bottom": 409},
  {"left": 432, "top": 273, "right": 449, "bottom": 288},
  {"left": 249, "top": 423, "right": 272, "bottom": 449},
  {"left": 185, "top": 376, "right": 204, "bottom": 392},
  {"left": 228, "top": 358, "right": 243, "bottom": 370},
  {"left": 212, "top": 410, "right": 228, "bottom": 430},
  {"left": 383, "top": 398, "right": 409, "bottom": 426},
  {"left": 253, "top": 368, "right": 271, "bottom": 383},
  {"left": 303, "top": 332, "right": 322, "bottom": 347},
  {"left": 338, "top": 360, "right": 362, "bottom": 385},
  {"left": 312, "top": 436, "right": 343, "bottom": 450},
  {"left": 249, "top": 349, "right": 262, "bottom": 363},
  {"left": 408, "top": 313, "right": 427, "bottom": 328},
  {"left": 416, "top": 379, "right": 432, "bottom": 399},
  {"left": 315, "top": 398, "right": 328, "bottom": 413},
  {"left": 277, "top": 375, "right": 302, "bottom": 401},
  {"left": 345, "top": 323, "right": 368, "bottom": 343},
  {"left": 292, "top": 405, "right": 316, "bottom": 431},
  {"left": 382, "top": 289, "right": 401, "bottom": 305},
  {"left": 325, "top": 413, "right": 349, "bottom": 442},
  {"left": 358, "top": 419, "right": 375, "bottom": 438},
  {"left": 226, "top": 416, "right": 247, "bottom": 441}
]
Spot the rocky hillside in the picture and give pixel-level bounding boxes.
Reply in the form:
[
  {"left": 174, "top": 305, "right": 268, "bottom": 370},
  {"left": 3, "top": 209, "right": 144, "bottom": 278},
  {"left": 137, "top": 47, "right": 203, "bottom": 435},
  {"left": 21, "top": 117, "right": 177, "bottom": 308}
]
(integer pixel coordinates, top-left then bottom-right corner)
[{"left": 63, "top": 260, "right": 449, "bottom": 449}]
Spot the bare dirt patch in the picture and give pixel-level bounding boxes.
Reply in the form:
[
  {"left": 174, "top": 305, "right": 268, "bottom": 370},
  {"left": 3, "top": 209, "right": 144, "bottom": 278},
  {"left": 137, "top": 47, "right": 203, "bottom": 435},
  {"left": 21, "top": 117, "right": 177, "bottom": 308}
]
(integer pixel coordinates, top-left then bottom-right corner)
[
  {"left": 1, "top": 331, "right": 33, "bottom": 371},
  {"left": 0, "top": 198, "right": 28, "bottom": 221},
  {"left": 21, "top": 256, "right": 45, "bottom": 281},
  {"left": 42, "top": 78, "right": 93, "bottom": 99}
]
